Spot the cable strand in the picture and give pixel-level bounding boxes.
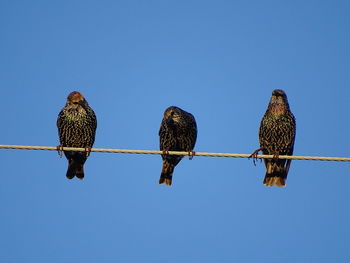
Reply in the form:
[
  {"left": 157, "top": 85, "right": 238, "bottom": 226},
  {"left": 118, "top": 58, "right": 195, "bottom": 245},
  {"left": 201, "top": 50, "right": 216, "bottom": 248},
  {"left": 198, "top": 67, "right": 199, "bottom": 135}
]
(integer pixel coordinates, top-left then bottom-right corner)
[{"left": 0, "top": 144, "right": 349, "bottom": 162}]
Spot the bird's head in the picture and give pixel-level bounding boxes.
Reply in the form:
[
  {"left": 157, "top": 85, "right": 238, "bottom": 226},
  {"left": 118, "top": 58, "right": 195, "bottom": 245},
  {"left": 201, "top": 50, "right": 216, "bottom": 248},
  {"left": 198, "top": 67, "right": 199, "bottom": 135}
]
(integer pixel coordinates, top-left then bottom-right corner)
[
  {"left": 270, "top": 89, "right": 288, "bottom": 104},
  {"left": 163, "top": 106, "right": 183, "bottom": 124},
  {"left": 66, "top": 91, "right": 87, "bottom": 106},
  {"left": 268, "top": 89, "right": 290, "bottom": 114}
]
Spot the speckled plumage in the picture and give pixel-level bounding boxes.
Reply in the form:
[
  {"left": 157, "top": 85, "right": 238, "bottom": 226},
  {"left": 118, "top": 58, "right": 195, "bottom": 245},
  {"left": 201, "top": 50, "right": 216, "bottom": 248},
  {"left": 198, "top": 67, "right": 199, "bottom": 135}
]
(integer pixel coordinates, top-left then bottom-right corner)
[
  {"left": 57, "top": 91, "right": 97, "bottom": 179},
  {"left": 257, "top": 89, "right": 296, "bottom": 187},
  {"left": 159, "top": 106, "right": 197, "bottom": 186}
]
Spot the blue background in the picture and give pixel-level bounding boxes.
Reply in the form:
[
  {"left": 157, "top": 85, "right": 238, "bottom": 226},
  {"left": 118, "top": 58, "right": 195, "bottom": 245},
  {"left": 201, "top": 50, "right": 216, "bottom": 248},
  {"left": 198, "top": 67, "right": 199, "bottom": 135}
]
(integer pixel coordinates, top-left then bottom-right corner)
[{"left": 1, "top": 1, "right": 349, "bottom": 262}]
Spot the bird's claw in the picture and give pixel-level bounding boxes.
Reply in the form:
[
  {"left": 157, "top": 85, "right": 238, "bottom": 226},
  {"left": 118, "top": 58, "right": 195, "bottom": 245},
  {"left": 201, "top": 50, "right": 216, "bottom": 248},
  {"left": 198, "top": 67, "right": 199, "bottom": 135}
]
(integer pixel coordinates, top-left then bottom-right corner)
[
  {"left": 188, "top": 151, "right": 195, "bottom": 160},
  {"left": 161, "top": 150, "right": 169, "bottom": 159},
  {"left": 249, "top": 153, "right": 259, "bottom": 166},
  {"left": 85, "top": 147, "right": 92, "bottom": 157},
  {"left": 249, "top": 147, "right": 263, "bottom": 166},
  {"left": 56, "top": 145, "right": 63, "bottom": 158}
]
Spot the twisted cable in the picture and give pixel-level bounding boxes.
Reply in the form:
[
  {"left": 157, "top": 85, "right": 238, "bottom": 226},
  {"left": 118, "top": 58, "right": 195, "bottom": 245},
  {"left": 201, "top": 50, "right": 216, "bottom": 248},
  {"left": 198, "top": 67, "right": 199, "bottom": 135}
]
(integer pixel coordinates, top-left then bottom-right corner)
[{"left": 0, "top": 144, "right": 349, "bottom": 162}]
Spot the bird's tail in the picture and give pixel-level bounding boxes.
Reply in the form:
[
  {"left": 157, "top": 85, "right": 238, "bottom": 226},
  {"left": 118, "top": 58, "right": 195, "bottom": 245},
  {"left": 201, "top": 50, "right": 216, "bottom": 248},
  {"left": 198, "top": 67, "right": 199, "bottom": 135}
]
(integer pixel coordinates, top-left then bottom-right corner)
[
  {"left": 159, "top": 161, "right": 175, "bottom": 186},
  {"left": 66, "top": 159, "right": 85, "bottom": 180},
  {"left": 263, "top": 161, "right": 287, "bottom": 187}
]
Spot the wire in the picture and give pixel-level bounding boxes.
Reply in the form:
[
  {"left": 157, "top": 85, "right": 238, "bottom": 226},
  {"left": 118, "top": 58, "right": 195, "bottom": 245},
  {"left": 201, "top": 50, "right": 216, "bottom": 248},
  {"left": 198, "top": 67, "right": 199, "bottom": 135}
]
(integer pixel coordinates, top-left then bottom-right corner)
[{"left": 0, "top": 144, "right": 349, "bottom": 162}]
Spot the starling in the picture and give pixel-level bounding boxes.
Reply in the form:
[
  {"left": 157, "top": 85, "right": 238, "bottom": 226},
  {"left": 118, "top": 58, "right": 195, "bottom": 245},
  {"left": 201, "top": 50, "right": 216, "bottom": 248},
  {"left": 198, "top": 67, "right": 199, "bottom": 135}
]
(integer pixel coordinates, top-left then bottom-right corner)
[
  {"left": 57, "top": 91, "right": 97, "bottom": 179},
  {"left": 159, "top": 106, "right": 197, "bottom": 186},
  {"left": 251, "top": 89, "right": 296, "bottom": 187}
]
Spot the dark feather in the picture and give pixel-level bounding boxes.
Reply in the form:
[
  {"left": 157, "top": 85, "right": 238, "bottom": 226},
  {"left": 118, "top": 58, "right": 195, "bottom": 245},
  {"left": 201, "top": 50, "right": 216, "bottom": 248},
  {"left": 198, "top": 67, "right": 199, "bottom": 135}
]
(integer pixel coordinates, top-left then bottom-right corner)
[
  {"left": 159, "top": 106, "right": 197, "bottom": 186},
  {"left": 258, "top": 89, "right": 296, "bottom": 187},
  {"left": 57, "top": 91, "right": 97, "bottom": 179}
]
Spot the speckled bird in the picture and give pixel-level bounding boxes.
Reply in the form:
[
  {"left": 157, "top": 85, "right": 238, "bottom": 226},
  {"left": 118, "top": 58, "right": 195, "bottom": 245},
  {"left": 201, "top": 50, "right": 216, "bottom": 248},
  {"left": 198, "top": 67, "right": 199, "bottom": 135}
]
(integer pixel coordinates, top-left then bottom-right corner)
[
  {"left": 159, "top": 106, "right": 197, "bottom": 186},
  {"left": 251, "top": 89, "right": 296, "bottom": 187},
  {"left": 57, "top": 91, "right": 97, "bottom": 179}
]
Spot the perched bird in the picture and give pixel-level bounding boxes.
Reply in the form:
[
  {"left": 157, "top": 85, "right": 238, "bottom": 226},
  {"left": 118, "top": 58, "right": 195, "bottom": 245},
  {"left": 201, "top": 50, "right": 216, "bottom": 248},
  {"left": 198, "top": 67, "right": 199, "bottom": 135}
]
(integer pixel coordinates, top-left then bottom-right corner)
[
  {"left": 251, "top": 89, "right": 296, "bottom": 187},
  {"left": 57, "top": 91, "right": 97, "bottom": 179},
  {"left": 159, "top": 106, "right": 197, "bottom": 186}
]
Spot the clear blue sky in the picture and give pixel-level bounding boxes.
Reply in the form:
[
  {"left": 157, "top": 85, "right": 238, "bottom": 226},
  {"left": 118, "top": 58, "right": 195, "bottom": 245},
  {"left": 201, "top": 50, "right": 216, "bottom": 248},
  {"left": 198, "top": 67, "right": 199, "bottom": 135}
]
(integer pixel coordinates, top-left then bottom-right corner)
[{"left": 1, "top": 1, "right": 349, "bottom": 262}]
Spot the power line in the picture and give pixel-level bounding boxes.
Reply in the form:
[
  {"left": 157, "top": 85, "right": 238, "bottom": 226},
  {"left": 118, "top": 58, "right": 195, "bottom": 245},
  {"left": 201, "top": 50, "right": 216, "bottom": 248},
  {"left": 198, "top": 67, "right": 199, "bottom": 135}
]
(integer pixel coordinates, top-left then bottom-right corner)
[{"left": 0, "top": 144, "right": 349, "bottom": 162}]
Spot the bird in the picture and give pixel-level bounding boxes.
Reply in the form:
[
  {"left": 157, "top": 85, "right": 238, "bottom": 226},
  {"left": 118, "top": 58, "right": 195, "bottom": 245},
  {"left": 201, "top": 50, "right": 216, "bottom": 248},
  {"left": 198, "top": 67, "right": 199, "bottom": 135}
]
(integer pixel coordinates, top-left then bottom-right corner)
[
  {"left": 250, "top": 89, "right": 296, "bottom": 187},
  {"left": 57, "top": 91, "right": 97, "bottom": 179},
  {"left": 159, "top": 106, "right": 197, "bottom": 186}
]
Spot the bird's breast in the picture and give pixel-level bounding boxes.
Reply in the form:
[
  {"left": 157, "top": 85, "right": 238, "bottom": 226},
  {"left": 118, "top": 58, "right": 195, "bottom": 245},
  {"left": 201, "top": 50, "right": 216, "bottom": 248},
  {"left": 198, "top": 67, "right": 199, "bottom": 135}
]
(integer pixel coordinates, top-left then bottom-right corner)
[
  {"left": 64, "top": 108, "right": 86, "bottom": 122},
  {"left": 270, "top": 104, "right": 286, "bottom": 116}
]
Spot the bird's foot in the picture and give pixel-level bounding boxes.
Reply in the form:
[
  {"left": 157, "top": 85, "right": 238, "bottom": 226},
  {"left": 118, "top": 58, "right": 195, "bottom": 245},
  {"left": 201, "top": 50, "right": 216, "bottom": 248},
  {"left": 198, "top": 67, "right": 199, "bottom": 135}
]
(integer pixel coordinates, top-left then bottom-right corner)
[
  {"left": 161, "top": 150, "right": 169, "bottom": 159},
  {"left": 188, "top": 151, "right": 195, "bottom": 160},
  {"left": 56, "top": 145, "right": 63, "bottom": 158},
  {"left": 85, "top": 147, "right": 92, "bottom": 157},
  {"left": 249, "top": 147, "right": 263, "bottom": 166},
  {"left": 272, "top": 153, "right": 279, "bottom": 161}
]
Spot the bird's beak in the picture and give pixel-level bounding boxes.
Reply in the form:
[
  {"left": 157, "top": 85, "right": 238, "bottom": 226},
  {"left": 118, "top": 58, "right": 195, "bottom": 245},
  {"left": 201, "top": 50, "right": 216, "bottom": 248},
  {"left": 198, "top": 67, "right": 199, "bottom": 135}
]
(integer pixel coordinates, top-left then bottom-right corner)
[
  {"left": 166, "top": 117, "right": 174, "bottom": 125},
  {"left": 77, "top": 100, "right": 87, "bottom": 107}
]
